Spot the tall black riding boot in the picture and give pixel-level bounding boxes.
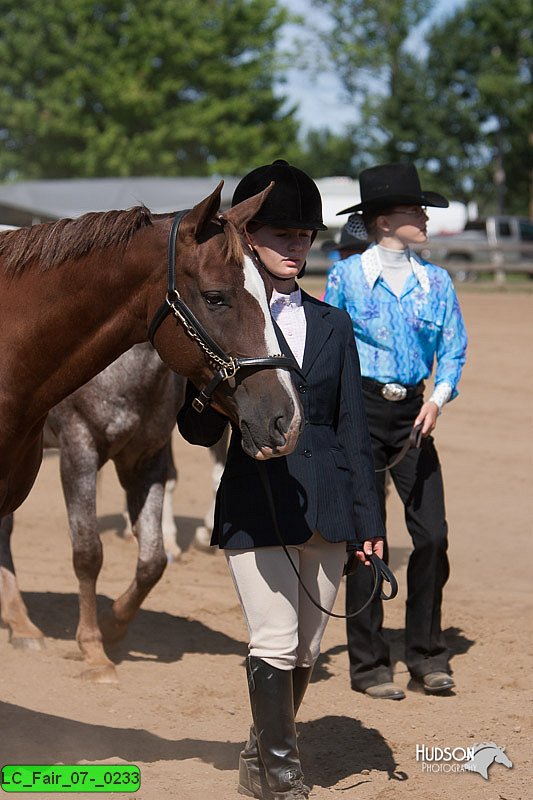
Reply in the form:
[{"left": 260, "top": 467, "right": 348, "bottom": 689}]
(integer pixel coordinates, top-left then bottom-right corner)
[
  {"left": 239, "top": 657, "right": 309, "bottom": 799},
  {"left": 292, "top": 665, "right": 313, "bottom": 714},
  {"left": 238, "top": 665, "right": 313, "bottom": 798}
]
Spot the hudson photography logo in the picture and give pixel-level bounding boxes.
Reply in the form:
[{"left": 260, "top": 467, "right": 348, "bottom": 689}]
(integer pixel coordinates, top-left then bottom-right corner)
[{"left": 416, "top": 741, "right": 513, "bottom": 779}]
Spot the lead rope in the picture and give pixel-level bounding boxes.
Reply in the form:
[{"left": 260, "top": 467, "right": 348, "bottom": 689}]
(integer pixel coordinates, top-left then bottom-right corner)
[
  {"left": 255, "top": 421, "right": 424, "bottom": 618},
  {"left": 375, "top": 422, "right": 423, "bottom": 472},
  {"left": 256, "top": 461, "right": 398, "bottom": 619}
]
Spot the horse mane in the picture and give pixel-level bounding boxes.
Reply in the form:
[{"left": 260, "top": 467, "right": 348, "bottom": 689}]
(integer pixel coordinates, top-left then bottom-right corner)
[
  {"left": 0, "top": 206, "right": 153, "bottom": 275},
  {"left": 0, "top": 207, "right": 245, "bottom": 275}
]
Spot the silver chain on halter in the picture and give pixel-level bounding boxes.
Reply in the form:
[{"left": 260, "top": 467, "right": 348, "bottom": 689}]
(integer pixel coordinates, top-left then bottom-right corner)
[{"left": 166, "top": 294, "right": 239, "bottom": 378}]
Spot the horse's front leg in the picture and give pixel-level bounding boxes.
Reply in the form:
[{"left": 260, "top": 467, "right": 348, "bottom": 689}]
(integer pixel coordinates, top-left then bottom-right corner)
[
  {"left": 0, "top": 513, "right": 45, "bottom": 649},
  {"left": 59, "top": 445, "right": 118, "bottom": 683},
  {"left": 100, "top": 448, "right": 168, "bottom": 644}
]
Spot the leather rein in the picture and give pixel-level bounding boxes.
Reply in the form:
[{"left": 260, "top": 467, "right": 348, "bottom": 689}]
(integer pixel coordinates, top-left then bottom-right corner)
[
  {"left": 375, "top": 422, "right": 423, "bottom": 472},
  {"left": 148, "top": 210, "right": 296, "bottom": 413},
  {"left": 257, "top": 461, "right": 398, "bottom": 618}
]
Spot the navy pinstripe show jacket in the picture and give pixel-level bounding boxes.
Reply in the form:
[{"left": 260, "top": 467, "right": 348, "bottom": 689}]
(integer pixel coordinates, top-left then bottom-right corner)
[{"left": 177, "top": 290, "right": 384, "bottom": 549}]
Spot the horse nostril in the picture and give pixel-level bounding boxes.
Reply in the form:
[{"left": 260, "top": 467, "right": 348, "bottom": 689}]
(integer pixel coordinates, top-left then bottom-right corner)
[{"left": 273, "top": 414, "right": 289, "bottom": 443}]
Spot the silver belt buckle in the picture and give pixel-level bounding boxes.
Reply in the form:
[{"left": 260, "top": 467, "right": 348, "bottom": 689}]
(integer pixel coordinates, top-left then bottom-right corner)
[{"left": 381, "top": 382, "right": 407, "bottom": 402}]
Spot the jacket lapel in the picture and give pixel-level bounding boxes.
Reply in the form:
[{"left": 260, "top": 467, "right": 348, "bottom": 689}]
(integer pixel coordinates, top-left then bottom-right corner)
[{"left": 301, "top": 292, "right": 333, "bottom": 377}]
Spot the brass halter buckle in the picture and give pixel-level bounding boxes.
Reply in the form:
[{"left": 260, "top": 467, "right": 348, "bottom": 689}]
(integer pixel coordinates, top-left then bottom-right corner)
[{"left": 381, "top": 382, "right": 407, "bottom": 401}]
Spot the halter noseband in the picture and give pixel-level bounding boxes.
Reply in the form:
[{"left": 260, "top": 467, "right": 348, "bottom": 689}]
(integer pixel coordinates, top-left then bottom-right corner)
[{"left": 148, "top": 210, "right": 298, "bottom": 413}]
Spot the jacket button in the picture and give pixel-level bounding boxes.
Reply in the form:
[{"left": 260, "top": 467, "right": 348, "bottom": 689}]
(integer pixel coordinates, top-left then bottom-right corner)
[
  {"left": 299, "top": 384, "right": 307, "bottom": 393},
  {"left": 304, "top": 449, "right": 312, "bottom": 458}
]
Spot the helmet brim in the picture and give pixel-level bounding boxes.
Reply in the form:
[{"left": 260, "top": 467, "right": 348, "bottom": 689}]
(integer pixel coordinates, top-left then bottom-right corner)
[{"left": 250, "top": 216, "right": 327, "bottom": 231}]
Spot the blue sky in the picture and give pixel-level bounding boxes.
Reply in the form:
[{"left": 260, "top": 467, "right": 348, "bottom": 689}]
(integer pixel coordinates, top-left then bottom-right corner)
[{"left": 279, "top": 0, "right": 466, "bottom": 133}]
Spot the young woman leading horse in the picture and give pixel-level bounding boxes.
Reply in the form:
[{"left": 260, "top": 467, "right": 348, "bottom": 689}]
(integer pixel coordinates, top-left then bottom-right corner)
[
  {"left": 178, "top": 160, "right": 385, "bottom": 800},
  {"left": 0, "top": 182, "right": 301, "bottom": 520}
]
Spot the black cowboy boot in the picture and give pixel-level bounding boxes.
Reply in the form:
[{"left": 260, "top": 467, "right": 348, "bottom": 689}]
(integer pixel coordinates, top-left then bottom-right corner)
[
  {"left": 240, "top": 657, "right": 309, "bottom": 800},
  {"left": 238, "top": 665, "right": 313, "bottom": 798}
]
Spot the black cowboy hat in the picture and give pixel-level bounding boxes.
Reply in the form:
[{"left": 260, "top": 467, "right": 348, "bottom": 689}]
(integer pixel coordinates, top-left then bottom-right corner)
[
  {"left": 337, "top": 162, "right": 448, "bottom": 215},
  {"left": 232, "top": 159, "right": 327, "bottom": 230}
]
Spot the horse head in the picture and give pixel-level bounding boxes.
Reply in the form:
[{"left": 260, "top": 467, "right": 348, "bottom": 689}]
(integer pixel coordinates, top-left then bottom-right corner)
[
  {"left": 493, "top": 746, "right": 512, "bottom": 769},
  {"left": 465, "top": 742, "right": 513, "bottom": 779},
  {"left": 148, "top": 182, "right": 302, "bottom": 459}
]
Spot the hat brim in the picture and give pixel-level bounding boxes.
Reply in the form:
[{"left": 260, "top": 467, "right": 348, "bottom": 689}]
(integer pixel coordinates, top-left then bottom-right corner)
[
  {"left": 336, "top": 190, "right": 449, "bottom": 215},
  {"left": 251, "top": 216, "right": 327, "bottom": 230}
]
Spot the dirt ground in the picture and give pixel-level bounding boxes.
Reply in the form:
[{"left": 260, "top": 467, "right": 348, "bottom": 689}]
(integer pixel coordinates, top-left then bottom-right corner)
[{"left": 1, "top": 287, "right": 532, "bottom": 800}]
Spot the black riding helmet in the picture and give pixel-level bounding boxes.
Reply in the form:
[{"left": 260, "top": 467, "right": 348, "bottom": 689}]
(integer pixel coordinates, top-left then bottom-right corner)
[{"left": 231, "top": 159, "right": 327, "bottom": 231}]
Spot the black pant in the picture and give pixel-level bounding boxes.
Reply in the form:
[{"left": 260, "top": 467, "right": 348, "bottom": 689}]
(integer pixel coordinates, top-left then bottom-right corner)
[{"left": 346, "top": 390, "right": 450, "bottom": 689}]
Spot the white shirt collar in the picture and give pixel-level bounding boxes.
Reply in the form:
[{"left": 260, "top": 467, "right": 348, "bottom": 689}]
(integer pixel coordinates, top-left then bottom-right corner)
[
  {"left": 270, "top": 287, "right": 303, "bottom": 308},
  {"left": 361, "top": 244, "right": 430, "bottom": 294}
]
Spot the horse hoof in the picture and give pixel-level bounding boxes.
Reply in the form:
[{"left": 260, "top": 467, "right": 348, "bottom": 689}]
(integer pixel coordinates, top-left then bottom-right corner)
[
  {"left": 193, "top": 526, "right": 215, "bottom": 552},
  {"left": 166, "top": 546, "right": 182, "bottom": 564},
  {"left": 81, "top": 665, "right": 119, "bottom": 684},
  {"left": 11, "top": 636, "right": 46, "bottom": 651}
]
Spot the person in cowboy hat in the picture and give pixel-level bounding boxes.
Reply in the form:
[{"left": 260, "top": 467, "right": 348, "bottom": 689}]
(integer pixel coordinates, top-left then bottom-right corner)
[
  {"left": 177, "top": 159, "right": 385, "bottom": 799},
  {"left": 324, "top": 162, "right": 468, "bottom": 700},
  {"left": 321, "top": 214, "right": 369, "bottom": 264}
]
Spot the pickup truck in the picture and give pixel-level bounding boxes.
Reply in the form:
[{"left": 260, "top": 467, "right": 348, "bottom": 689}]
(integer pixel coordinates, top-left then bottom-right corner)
[{"left": 419, "top": 215, "right": 533, "bottom": 281}]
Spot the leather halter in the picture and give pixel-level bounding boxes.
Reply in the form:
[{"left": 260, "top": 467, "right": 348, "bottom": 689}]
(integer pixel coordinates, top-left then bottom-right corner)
[{"left": 148, "top": 210, "right": 298, "bottom": 413}]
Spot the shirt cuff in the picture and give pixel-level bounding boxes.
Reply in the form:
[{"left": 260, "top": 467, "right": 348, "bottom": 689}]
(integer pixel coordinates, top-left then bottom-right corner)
[{"left": 429, "top": 382, "right": 453, "bottom": 409}]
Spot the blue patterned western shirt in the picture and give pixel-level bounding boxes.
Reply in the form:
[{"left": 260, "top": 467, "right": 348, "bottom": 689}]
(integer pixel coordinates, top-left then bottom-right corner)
[{"left": 324, "top": 245, "right": 467, "bottom": 400}]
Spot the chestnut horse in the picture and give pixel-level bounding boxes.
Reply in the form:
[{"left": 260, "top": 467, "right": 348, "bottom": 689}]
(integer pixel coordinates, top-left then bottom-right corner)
[{"left": 0, "top": 184, "right": 302, "bottom": 674}]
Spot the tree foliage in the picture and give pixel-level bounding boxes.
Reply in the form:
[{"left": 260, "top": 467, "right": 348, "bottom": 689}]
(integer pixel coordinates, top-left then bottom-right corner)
[
  {"left": 313, "top": 0, "right": 532, "bottom": 214},
  {"left": 422, "top": 0, "right": 533, "bottom": 214},
  {"left": 295, "top": 127, "right": 364, "bottom": 178},
  {"left": 311, "top": 0, "right": 434, "bottom": 163},
  {"left": 312, "top": 0, "right": 434, "bottom": 100},
  {"left": 0, "top": 0, "right": 299, "bottom": 179}
]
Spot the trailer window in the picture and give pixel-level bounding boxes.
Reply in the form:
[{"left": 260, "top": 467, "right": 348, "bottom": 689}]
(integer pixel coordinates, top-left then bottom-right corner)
[
  {"left": 497, "top": 221, "right": 511, "bottom": 237},
  {"left": 519, "top": 220, "right": 533, "bottom": 241}
]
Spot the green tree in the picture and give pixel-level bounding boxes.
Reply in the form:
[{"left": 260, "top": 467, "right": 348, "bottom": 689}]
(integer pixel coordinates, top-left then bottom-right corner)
[
  {"left": 296, "top": 127, "right": 364, "bottom": 178},
  {"left": 0, "top": 0, "right": 299, "bottom": 179},
  {"left": 421, "top": 0, "right": 533, "bottom": 214},
  {"left": 311, "top": 0, "right": 435, "bottom": 162},
  {"left": 311, "top": 0, "right": 532, "bottom": 213}
]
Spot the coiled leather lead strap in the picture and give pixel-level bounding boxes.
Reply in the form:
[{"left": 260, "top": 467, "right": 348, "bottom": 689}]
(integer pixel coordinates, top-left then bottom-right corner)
[
  {"left": 256, "top": 462, "right": 398, "bottom": 619},
  {"left": 375, "top": 422, "right": 424, "bottom": 472}
]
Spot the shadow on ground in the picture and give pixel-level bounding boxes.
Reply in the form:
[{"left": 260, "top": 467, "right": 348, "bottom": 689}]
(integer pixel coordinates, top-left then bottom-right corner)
[
  {"left": 0, "top": 703, "right": 405, "bottom": 788},
  {"left": 312, "top": 626, "right": 475, "bottom": 683},
  {"left": 20, "top": 591, "right": 246, "bottom": 664}
]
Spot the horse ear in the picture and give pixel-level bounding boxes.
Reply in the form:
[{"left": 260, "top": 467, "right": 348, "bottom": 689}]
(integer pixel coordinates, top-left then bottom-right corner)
[
  {"left": 181, "top": 181, "right": 223, "bottom": 241},
  {"left": 221, "top": 182, "right": 274, "bottom": 232}
]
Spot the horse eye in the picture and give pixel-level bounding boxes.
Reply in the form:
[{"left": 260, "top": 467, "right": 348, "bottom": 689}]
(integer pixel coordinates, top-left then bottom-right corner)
[{"left": 203, "top": 291, "right": 226, "bottom": 306}]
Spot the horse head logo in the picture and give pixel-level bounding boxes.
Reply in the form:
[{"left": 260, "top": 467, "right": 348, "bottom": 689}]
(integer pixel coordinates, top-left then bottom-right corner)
[{"left": 464, "top": 742, "right": 513, "bottom": 780}]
